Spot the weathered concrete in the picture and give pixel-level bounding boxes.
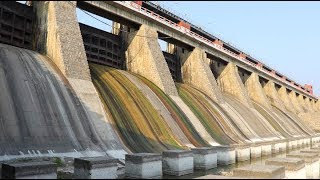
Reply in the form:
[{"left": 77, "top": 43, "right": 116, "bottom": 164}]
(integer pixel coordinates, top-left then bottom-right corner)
[
  {"left": 232, "top": 164, "right": 285, "bottom": 179},
  {"left": 83, "top": 1, "right": 316, "bottom": 102},
  {"left": 291, "top": 139, "right": 298, "bottom": 149},
  {"left": 260, "top": 144, "right": 272, "bottom": 156},
  {"left": 288, "top": 91, "right": 304, "bottom": 114},
  {"left": 169, "top": 95, "right": 219, "bottom": 146},
  {"left": 162, "top": 150, "right": 193, "bottom": 176},
  {"left": 179, "top": 47, "right": 223, "bottom": 103},
  {"left": 232, "top": 144, "right": 251, "bottom": 162},
  {"left": 264, "top": 81, "right": 286, "bottom": 111},
  {"left": 120, "top": 70, "right": 194, "bottom": 148},
  {"left": 272, "top": 140, "right": 287, "bottom": 153},
  {"left": 311, "top": 99, "right": 318, "bottom": 112},
  {"left": 126, "top": 24, "right": 178, "bottom": 96},
  {"left": 125, "top": 153, "right": 162, "bottom": 179},
  {"left": 212, "top": 146, "right": 236, "bottom": 165},
  {"left": 217, "top": 62, "right": 253, "bottom": 108},
  {"left": 192, "top": 147, "right": 217, "bottom": 170},
  {"left": 195, "top": 174, "right": 246, "bottom": 179},
  {"left": 265, "top": 157, "right": 306, "bottom": 179},
  {"left": 306, "top": 98, "right": 317, "bottom": 112},
  {"left": 250, "top": 144, "right": 262, "bottom": 159},
  {"left": 33, "top": 1, "right": 90, "bottom": 81},
  {"left": 298, "top": 94, "right": 310, "bottom": 113},
  {"left": 286, "top": 153, "right": 320, "bottom": 179},
  {"left": 74, "top": 157, "right": 118, "bottom": 179},
  {"left": 1, "top": 161, "right": 57, "bottom": 179},
  {"left": 278, "top": 86, "right": 297, "bottom": 113},
  {"left": 32, "top": 1, "right": 128, "bottom": 159}
]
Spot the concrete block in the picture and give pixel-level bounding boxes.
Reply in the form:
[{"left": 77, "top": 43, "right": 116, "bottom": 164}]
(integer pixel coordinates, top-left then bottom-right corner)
[
  {"left": 250, "top": 144, "right": 262, "bottom": 158},
  {"left": 192, "top": 147, "right": 217, "bottom": 170},
  {"left": 162, "top": 150, "right": 193, "bottom": 176},
  {"left": 232, "top": 144, "right": 251, "bottom": 162},
  {"left": 195, "top": 174, "right": 247, "bottom": 179},
  {"left": 232, "top": 164, "right": 285, "bottom": 179},
  {"left": 212, "top": 146, "right": 236, "bottom": 165},
  {"left": 297, "top": 139, "right": 303, "bottom": 148},
  {"left": 272, "top": 142, "right": 280, "bottom": 154},
  {"left": 261, "top": 144, "right": 272, "bottom": 156},
  {"left": 287, "top": 140, "right": 297, "bottom": 149},
  {"left": 273, "top": 140, "right": 286, "bottom": 153},
  {"left": 74, "top": 156, "right": 118, "bottom": 179},
  {"left": 265, "top": 157, "right": 306, "bottom": 179},
  {"left": 287, "top": 153, "right": 320, "bottom": 179},
  {"left": 279, "top": 141, "right": 287, "bottom": 152},
  {"left": 1, "top": 161, "right": 57, "bottom": 179},
  {"left": 301, "top": 149, "right": 320, "bottom": 155},
  {"left": 305, "top": 138, "right": 311, "bottom": 146},
  {"left": 125, "top": 153, "right": 162, "bottom": 179}
]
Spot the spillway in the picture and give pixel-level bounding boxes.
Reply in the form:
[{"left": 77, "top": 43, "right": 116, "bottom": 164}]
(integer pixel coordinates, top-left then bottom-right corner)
[
  {"left": 90, "top": 63, "right": 186, "bottom": 153},
  {"left": 0, "top": 43, "right": 318, "bottom": 162},
  {"left": 0, "top": 43, "right": 126, "bottom": 160}
]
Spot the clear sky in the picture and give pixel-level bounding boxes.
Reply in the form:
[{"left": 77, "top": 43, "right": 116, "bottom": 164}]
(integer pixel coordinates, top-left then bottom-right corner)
[{"left": 19, "top": 1, "right": 320, "bottom": 96}]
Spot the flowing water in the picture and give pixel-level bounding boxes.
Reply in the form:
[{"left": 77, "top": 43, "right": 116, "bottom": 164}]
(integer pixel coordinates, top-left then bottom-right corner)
[
  {"left": 1, "top": 43, "right": 319, "bottom": 178},
  {"left": 0, "top": 43, "right": 125, "bottom": 160}
]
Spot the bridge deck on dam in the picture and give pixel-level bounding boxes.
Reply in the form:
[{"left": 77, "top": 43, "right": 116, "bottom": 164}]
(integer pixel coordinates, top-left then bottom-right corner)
[{"left": 0, "top": 3, "right": 319, "bottom": 179}]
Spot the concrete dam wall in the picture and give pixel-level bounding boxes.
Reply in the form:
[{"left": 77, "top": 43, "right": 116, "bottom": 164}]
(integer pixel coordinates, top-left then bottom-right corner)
[
  {"left": 0, "top": 43, "right": 127, "bottom": 160},
  {"left": 0, "top": 1, "right": 319, "bottom": 163}
]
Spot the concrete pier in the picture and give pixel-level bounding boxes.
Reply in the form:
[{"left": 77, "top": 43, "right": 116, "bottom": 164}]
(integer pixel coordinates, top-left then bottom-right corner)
[
  {"left": 125, "top": 153, "right": 162, "bottom": 179},
  {"left": 212, "top": 146, "right": 236, "bottom": 165},
  {"left": 192, "top": 147, "right": 217, "bottom": 170},
  {"left": 260, "top": 143, "right": 272, "bottom": 156},
  {"left": 287, "top": 139, "right": 298, "bottom": 150},
  {"left": 287, "top": 153, "right": 320, "bottom": 179},
  {"left": 162, "top": 150, "right": 193, "bottom": 176},
  {"left": 232, "top": 144, "right": 251, "bottom": 162},
  {"left": 74, "top": 157, "right": 118, "bottom": 179},
  {"left": 232, "top": 164, "right": 285, "bottom": 179},
  {"left": 265, "top": 157, "right": 306, "bottom": 179},
  {"left": 1, "top": 161, "right": 57, "bottom": 179},
  {"left": 250, "top": 144, "right": 262, "bottom": 159},
  {"left": 274, "top": 140, "right": 287, "bottom": 153}
]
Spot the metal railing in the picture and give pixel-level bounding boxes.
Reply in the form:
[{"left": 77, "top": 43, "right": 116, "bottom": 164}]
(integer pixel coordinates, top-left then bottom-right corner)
[{"left": 114, "top": 1, "right": 317, "bottom": 99}]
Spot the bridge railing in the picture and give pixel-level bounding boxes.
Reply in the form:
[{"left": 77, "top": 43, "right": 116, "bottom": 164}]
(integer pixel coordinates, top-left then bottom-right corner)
[{"left": 114, "top": 1, "right": 317, "bottom": 99}]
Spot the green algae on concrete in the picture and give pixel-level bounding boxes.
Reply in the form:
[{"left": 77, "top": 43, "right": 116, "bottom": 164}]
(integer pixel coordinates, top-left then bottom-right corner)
[
  {"left": 136, "top": 74, "right": 210, "bottom": 147},
  {"left": 90, "top": 63, "right": 184, "bottom": 153},
  {"left": 177, "top": 83, "right": 243, "bottom": 145}
]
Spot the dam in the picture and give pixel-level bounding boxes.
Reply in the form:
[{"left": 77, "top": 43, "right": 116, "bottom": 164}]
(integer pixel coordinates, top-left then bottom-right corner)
[{"left": 0, "top": 1, "right": 320, "bottom": 179}]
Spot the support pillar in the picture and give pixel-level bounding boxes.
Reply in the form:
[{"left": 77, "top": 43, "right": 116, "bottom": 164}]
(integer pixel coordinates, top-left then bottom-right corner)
[
  {"left": 278, "top": 87, "right": 297, "bottom": 113},
  {"left": 289, "top": 91, "right": 304, "bottom": 114},
  {"left": 216, "top": 62, "right": 253, "bottom": 108},
  {"left": 167, "top": 43, "right": 176, "bottom": 54},
  {"left": 126, "top": 24, "right": 178, "bottom": 96},
  {"left": 245, "top": 73, "right": 271, "bottom": 109},
  {"left": 112, "top": 21, "right": 121, "bottom": 35},
  {"left": 179, "top": 47, "right": 223, "bottom": 103},
  {"left": 298, "top": 94, "right": 310, "bottom": 113},
  {"left": 263, "top": 81, "right": 286, "bottom": 111},
  {"left": 32, "top": 1, "right": 127, "bottom": 157}
]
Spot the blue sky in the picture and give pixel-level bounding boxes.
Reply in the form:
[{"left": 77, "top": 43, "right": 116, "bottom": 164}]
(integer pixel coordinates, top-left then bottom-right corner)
[{"left": 19, "top": 1, "right": 320, "bottom": 96}]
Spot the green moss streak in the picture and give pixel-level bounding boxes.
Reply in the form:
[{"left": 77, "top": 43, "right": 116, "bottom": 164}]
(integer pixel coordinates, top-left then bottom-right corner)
[
  {"left": 90, "top": 64, "right": 182, "bottom": 153},
  {"left": 135, "top": 74, "right": 210, "bottom": 147},
  {"left": 177, "top": 84, "right": 238, "bottom": 145}
]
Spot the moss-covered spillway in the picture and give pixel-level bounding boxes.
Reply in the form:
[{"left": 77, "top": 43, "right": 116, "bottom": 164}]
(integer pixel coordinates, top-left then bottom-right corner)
[{"left": 90, "top": 63, "right": 185, "bottom": 153}]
